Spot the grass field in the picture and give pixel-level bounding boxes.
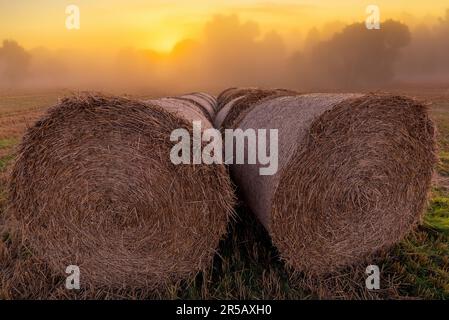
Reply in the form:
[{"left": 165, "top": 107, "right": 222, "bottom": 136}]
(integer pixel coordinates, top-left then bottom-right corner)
[{"left": 0, "top": 89, "right": 448, "bottom": 299}]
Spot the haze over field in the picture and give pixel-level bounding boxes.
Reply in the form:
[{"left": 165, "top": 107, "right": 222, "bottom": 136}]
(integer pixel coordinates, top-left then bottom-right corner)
[{"left": 0, "top": 0, "right": 449, "bottom": 93}]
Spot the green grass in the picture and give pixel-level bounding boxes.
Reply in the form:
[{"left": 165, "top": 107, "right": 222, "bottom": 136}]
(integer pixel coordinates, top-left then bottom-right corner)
[
  {"left": 0, "top": 154, "right": 14, "bottom": 171},
  {"left": 0, "top": 139, "right": 17, "bottom": 150},
  {"left": 387, "top": 187, "right": 449, "bottom": 299},
  {"left": 426, "top": 190, "right": 449, "bottom": 233}
]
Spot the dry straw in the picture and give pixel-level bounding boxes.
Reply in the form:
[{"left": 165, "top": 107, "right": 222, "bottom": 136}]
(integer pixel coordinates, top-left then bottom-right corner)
[
  {"left": 215, "top": 87, "right": 297, "bottom": 128},
  {"left": 217, "top": 88, "right": 436, "bottom": 276},
  {"left": 174, "top": 92, "right": 217, "bottom": 122},
  {"left": 5, "top": 93, "right": 234, "bottom": 297}
]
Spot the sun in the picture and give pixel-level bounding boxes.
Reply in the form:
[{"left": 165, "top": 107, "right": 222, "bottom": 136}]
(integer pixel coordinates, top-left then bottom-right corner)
[
  {"left": 146, "top": 34, "right": 180, "bottom": 53},
  {"left": 143, "top": 21, "right": 196, "bottom": 54}
]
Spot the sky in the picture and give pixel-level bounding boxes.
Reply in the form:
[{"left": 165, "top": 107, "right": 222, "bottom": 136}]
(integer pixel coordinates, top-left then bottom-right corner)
[
  {"left": 1, "top": 1, "right": 449, "bottom": 92},
  {"left": 1, "top": 0, "right": 449, "bottom": 53}
]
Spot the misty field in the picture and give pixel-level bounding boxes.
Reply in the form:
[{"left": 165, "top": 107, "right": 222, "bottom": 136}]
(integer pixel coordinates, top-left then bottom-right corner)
[{"left": 0, "top": 89, "right": 448, "bottom": 299}]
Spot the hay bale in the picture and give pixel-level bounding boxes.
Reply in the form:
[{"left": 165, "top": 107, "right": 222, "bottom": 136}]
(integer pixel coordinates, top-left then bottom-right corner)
[
  {"left": 216, "top": 87, "right": 244, "bottom": 111},
  {"left": 217, "top": 90, "right": 436, "bottom": 275},
  {"left": 175, "top": 92, "right": 216, "bottom": 122},
  {"left": 6, "top": 93, "right": 234, "bottom": 294},
  {"left": 215, "top": 88, "right": 298, "bottom": 128}
]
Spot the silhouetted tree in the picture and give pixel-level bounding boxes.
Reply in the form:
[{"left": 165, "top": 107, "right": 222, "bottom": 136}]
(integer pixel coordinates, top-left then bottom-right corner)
[
  {"left": 293, "top": 20, "right": 411, "bottom": 89},
  {"left": 0, "top": 40, "right": 31, "bottom": 85}
]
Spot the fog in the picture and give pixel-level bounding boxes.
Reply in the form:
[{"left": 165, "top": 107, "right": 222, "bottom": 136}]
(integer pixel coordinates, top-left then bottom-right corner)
[{"left": 1, "top": 10, "right": 449, "bottom": 94}]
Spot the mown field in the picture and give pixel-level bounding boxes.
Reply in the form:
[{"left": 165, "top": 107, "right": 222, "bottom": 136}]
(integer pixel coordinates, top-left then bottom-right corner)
[{"left": 0, "top": 89, "right": 448, "bottom": 299}]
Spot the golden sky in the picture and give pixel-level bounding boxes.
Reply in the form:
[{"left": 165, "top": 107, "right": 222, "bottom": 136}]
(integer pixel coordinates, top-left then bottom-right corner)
[{"left": 1, "top": 0, "right": 448, "bottom": 52}]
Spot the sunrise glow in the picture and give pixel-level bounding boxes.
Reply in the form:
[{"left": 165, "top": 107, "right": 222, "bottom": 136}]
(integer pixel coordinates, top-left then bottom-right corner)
[{"left": 1, "top": 0, "right": 448, "bottom": 52}]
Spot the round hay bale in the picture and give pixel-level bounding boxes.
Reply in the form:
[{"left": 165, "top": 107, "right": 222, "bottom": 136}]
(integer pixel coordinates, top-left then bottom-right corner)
[
  {"left": 217, "top": 90, "right": 436, "bottom": 275},
  {"left": 215, "top": 88, "right": 298, "bottom": 129},
  {"left": 175, "top": 93, "right": 216, "bottom": 122},
  {"left": 216, "top": 87, "right": 247, "bottom": 111},
  {"left": 7, "top": 93, "right": 234, "bottom": 293}
]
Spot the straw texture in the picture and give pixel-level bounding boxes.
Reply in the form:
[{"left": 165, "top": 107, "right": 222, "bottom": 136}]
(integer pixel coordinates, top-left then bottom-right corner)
[
  {"left": 215, "top": 88, "right": 298, "bottom": 128},
  {"left": 217, "top": 89, "right": 436, "bottom": 275},
  {"left": 4, "top": 93, "right": 234, "bottom": 297}
]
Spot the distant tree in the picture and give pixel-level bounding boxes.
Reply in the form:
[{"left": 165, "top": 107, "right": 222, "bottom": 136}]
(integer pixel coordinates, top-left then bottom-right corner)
[
  {"left": 303, "top": 27, "right": 321, "bottom": 51},
  {"left": 294, "top": 20, "right": 411, "bottom": 89},
  {"left": 436, "top": 9, "right": 449, "bottom": 67},
  {"left": 0, "top": 40, "right": 31, "bottom": 85},
  {"left": 438, "top": 8, "right": 449, "bottom": 27}
]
